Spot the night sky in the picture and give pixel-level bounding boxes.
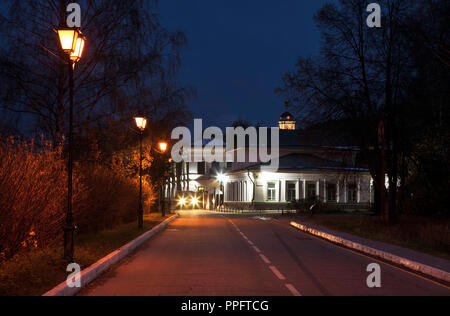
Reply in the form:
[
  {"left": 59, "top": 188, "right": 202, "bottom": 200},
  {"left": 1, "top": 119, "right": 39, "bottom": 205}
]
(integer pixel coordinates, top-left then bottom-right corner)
[
  {"left": 0, "top": 1, "right": 334, "bottom": 130},
  {"left": 158, "top": 0, "right": 334, "bottom": 129}
]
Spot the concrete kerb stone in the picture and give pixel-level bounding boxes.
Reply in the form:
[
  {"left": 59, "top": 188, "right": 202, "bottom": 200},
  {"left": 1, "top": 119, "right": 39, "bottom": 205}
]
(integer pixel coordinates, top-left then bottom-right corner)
[
  {"left": 290, "top": 221, "right": 450, "bottom": 284},
  {"left": 43, "top": 214, "right": 179, "bottom": 296}
]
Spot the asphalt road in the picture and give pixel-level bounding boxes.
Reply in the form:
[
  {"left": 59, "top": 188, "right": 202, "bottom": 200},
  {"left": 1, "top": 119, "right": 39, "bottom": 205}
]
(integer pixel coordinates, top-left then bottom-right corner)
[{"left": 81, "top": 211, "right": 450, "bottom": 296}]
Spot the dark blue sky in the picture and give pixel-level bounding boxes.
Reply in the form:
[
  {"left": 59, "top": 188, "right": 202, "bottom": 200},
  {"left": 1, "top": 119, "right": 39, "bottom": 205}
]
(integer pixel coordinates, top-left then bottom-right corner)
[{"left": 158, "top": 0, "right": 332, "bottom": 128}]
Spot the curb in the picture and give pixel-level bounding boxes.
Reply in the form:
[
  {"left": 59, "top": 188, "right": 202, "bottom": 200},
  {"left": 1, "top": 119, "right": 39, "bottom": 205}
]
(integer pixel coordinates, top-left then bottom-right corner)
[
  {"left": 43, "top": 214, "right": 179, "bottom": 297},
  {"left": 290, "top": 221, "right": 450, "bottom": 284}
]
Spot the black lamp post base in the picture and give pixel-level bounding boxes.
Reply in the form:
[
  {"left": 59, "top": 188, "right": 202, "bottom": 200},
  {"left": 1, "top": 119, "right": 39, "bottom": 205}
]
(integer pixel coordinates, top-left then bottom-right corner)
[
  {"left": 138, "top": 207, "right": 144, "bottom": 229},
  {"left": 63, "top": 224, "right": 75, "bottom": 262}
]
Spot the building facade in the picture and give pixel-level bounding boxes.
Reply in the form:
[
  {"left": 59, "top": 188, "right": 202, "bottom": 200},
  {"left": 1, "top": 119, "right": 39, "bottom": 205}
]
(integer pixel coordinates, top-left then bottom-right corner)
[{"left": 166, "top": 108, "right": 373, "bottom": 211}]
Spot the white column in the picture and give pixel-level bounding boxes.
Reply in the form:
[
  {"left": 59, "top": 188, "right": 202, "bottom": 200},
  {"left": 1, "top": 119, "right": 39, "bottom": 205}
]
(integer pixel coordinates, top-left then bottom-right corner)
[
  {"left": 224, "top": 183, "right": 227, "bottom": 202},
  {"left": 323, "top": 179, "right": 327, "bottom": 203},
  {"left": 246, "top": 181, "right": 249, "bottom": 202},
  {"left": 240, "top": 182, "right": 242, "bottom": 202},
  {"left": 244, "top": 181, "right": 247, "bottom": 202},
  {"left": 344, "top": 179, "right": 348, "bottom": 203},
  {"left": 316, "top": 181, "right": 320, "bottom": 200},
  {"left": 296, "top": 180, "right": 300, "bottom": 200}
]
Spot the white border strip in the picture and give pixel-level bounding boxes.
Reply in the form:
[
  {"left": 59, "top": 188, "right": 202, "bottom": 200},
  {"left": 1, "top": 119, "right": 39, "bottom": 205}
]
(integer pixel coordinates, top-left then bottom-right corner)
[
  {"left": 43, "top": 214, "right": 179, "bottom": 297},
  {"left": 290, "top": 221, "right": 450, "bottom": 284}
]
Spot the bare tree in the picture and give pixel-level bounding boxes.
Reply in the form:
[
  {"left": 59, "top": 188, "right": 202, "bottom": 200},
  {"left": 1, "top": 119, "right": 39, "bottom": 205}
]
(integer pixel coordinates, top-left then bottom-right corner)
[
  {"left": 0, "top": 0, "right": 192, "bottom": 143},
  {"left": 277, "top": 0, "right": 419, "bottom": 222}
]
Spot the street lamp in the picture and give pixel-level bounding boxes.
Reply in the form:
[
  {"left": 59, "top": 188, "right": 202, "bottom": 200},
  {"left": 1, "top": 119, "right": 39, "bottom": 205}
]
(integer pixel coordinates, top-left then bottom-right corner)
[
  {"left": 157, "top": 141, "right": 169, "bottom": 216},
  {"left": 158, "top": 142, "right": 168, "bottom": 153},
  {"left": 57, "top": 28, "right": 79, "bottom": 53},
  {"left": 57, "top": 27, "right": 86, "bottom": 262},
  {"left": 178, "top": 197, "right": 187, "bottom": 209},
  {"left": 135, "top": 116, "right": 148, "bottom": 229},
  {"left": 135, "top": 117, "right": 148, "bottom": 131},
  {"left": 70, "top": 36, "right": 86, "bottom": 63},
  {"left": 191, "top": 196, "right": 199, "bottom": 209},
  {"left": 217, "top": 173, "right": 226, "bottom": 184}
]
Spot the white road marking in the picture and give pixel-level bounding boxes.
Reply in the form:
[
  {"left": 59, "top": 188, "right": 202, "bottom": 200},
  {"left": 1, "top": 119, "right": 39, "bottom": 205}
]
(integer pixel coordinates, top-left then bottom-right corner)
[
  {"left": 230, "top": 217, "right": 305, "bottom": 295},
  {"left": 285, "top": 284, "right": 302, "bottom": 297},
  {"left": 269, "top": 266, "right": 286, "bottom": 280},
  {"left": 259, "top": 254, "right": 271, "bottom": 264}
]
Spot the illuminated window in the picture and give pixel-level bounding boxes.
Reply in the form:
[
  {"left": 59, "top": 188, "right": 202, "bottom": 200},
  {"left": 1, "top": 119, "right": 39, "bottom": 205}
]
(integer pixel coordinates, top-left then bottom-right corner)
[
  {"left": 279, "top": 121, "right": 296, "bottom": 130},
  {"left": 267, "top": 182, "right": 276, "bottom": 201}
]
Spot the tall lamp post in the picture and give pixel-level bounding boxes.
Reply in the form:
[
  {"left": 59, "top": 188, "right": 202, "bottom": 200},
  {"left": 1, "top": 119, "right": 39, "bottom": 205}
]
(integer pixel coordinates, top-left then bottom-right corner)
[
  {"left": 57, "top": 27, "right": 86, "bottom": 262},
  {"left": 135, "top": 117, "right": 148, "bottom": 229},
  {"left": 158, "top": 142, "right": 169, "bottom": 217}
]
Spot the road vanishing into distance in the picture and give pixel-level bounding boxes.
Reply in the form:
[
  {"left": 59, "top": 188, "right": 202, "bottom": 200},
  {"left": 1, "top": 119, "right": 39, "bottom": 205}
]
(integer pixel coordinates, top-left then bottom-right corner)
[{"left": 81, "top": 211, "right": 450, "bottom": 296}]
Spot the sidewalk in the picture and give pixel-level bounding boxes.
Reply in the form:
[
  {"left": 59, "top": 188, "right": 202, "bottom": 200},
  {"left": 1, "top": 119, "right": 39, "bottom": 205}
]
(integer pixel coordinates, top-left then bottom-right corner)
[{"left": 279, "top": 217, "right": 450, "bottom": 275}]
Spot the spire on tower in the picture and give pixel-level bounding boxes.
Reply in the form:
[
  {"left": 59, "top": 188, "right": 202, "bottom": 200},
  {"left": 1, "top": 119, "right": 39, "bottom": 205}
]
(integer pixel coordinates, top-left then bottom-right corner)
[
  {"left": 285, "top": 99, "right": 290, "bottom": 112},
  {"left": 279, "top": 99, "right": 296, "bottom": 130}
]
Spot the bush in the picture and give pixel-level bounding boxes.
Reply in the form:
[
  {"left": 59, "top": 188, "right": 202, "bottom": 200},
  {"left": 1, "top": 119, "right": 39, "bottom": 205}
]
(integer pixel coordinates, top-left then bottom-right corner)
[
  {"left": 75, "top": 162, "right": 155, "bottom": 233},
  {"left": 0, "top": 136, "right": 154, "bottom": 261},
  {"left": 0, "top": 137, "right": 67, "bottom": 260}
]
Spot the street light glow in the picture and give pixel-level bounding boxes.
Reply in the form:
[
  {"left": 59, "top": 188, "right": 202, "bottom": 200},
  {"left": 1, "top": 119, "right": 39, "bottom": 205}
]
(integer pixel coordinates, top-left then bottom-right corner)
[
  {"left": 191, "top": 197, "right": 199, "bottom": 206},
  {"left": 70, "top": 36, "right": 86, "bottom": 63},
  {"left": 217, "top": 173, "right": 226, "bottom": 183},
  {"left": 178, "top": 197, "right": 187, "bottom": 206},
  {"left": 57, "top": 28, "right": 79, "bottom": 53},
  {"left": 159, "top": 142, "right": 168, "bottom": 153},
  {"left": 135, "top": 117, "right": 147, "bottom": 131}
]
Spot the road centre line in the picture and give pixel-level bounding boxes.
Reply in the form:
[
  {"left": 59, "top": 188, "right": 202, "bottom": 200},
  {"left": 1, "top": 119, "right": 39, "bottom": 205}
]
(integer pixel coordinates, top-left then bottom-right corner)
[
  {"left": 285, "top": 284, "right": 302, "bottom": 296},
  {"left": 228, "top": 217, "right": 303, "bottom": 296},
  {"left": 269, "top": 266, "right": 286, "bottom": 280},
  {"left": 259, "top": 254, "right": 271, "bottom": 264}
]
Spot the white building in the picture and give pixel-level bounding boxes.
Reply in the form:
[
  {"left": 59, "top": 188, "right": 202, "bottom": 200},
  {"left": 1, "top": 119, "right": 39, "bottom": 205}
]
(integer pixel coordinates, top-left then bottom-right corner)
[{"left": 166, "top": 107, "right": 373, "bottom": 211}]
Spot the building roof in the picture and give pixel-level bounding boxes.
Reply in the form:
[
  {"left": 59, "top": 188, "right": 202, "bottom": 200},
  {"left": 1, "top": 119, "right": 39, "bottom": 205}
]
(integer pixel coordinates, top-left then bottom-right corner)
[
  {"left": 191, "top": 120, "right": 362, "bottom": 152},
  {"left": 229, "top": 153, "right": 369, "bottom": 174}
]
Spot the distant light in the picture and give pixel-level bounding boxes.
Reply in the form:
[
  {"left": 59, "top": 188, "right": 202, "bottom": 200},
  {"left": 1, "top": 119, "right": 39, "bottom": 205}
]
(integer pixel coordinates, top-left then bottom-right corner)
[
  {"left": 178, "top": 197, "right": 186, "bottom": 206},
  {"left": 217, "top": 173, "right": 226, "bottom": 183},
  {"left": 159, "top": 142, "right": 168, "bottom": 153},
  {"left": 191, "top": 197, "right": 199, "bottom": 206}
]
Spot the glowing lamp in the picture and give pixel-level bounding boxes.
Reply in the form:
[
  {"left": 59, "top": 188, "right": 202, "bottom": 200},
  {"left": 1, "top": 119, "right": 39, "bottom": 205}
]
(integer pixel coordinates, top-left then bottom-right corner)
[
  {"left": 217, "top": 173, "right": 226, "bottom": 183},
  {"left": 135, "top": 117, "right": 147, "bottom": 132},
  {"left": 178, "top": 197, "right": 186, "bottom": 206},
  {"left": 57, "top": 28, "right": 80, "bottom": 54},
  {"left": 159, "top": 142, "right": 168, "bottom": 153},
  {"left": 70, "top": 36, "right": 86, "bottom": 63},
  {"left": 191, "top": 197, "right": 199, "bottom": 206}
]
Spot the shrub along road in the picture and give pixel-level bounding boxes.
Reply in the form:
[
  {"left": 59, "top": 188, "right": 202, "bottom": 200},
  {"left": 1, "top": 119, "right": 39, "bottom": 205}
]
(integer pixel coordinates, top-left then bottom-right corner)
[{"left": 80, "top": 211, "right": 450, "bottom": 296}]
